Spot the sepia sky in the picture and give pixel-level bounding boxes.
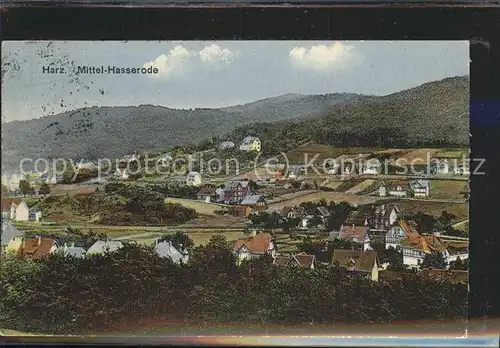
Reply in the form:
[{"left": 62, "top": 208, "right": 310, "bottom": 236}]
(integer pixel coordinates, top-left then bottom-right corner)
[{"left": 1, "top": 40, "right": 469, "bottom": 122}]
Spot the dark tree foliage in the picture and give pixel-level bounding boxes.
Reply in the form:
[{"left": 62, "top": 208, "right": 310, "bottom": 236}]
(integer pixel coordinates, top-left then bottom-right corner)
[
  {"left": 0, "top": 241, "right": 467, "bottom": 335},
  {"left": 421, "top": 251, "right": 448, "bottom": 270},
  {"left": 449, "top": 257, "right": 468, "bottom": 271},
  {"left": 158, "top": 231, "right": 195, "bottom": 252}
]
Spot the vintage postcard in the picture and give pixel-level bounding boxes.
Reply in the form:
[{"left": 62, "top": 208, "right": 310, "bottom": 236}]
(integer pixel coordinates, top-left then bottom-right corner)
[{"left": 1, "top": 41, "right": 470, "bottom": 338}]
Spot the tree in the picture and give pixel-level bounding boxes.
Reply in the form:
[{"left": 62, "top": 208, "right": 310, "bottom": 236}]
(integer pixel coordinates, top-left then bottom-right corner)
[
  {"left": 449, "top": 257, "right": 468, "bottom": 270},
  {"left": 403, "top": 211, "right": 436, "bottom": 234},
  {"left": 158, "top": 231, "right": 195, "bottom": 252},
  {"left": 1, "top": 184, "right": 8, "bottom": 195},
  {"left": 421, "top": 251, "right": 448, "bottom": 269},
  {"left": 39, "top": 183, "right": 51, "bottom": 196},
  {"left": 19, "top": 180, "right": 31, "bottom": 196}
]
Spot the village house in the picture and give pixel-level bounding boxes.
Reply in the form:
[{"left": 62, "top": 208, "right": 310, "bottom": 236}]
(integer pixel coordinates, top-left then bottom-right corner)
[
  {"left": 385, "top": 181, "right": 409, "bottom": 197},
  {"left": 454, "top": 164, "right": 470, "bottom": 175},
  {"left": 233, "top": 231, "right": 276, "bottom": 265},
  {"left": 86, "top": 240, "right": 124, "bottom": 256},
  {"left": 233, "top": 205, "right": 253, "bottom": 218},
  {"left": 223, "top": 181, "right": 253, "bottom": 204},
  {"left": 28, "top": 207, "right": 42, "bottom": 222},
  {"left": 10, "top": 200, "right": 29, "bottom": 222},
  {"left": 338, "top": 224, "right": 372, "bottom": 251},
  {"left": 196, "top": 186, "right": 219, "bottom": 202},
  {"left": 384, "top": 219, "right": 421, "bottom": 250},
  {"left": 344, "top": 203, "right": 401, "bottom": 232},
  {"left": 361, "top": 161, "right": 380, "bottom": 175},
  {"left": 1, "top": 198, "right": 21, "bottom": 220},
  {"left": 429, "top": 158, "right": 450, "bottom": 175},
  {"left": 59, "top": 243, "right": 87, "bottom": 258},
  {"left": 409, "top": 179, "right": 430, "bottom": 198},
  {"left": 185, "top": 171, "right": 202, "bottom": 187},
  {"left": 332, "top": 249, "right": 380, "bottom": 281},
  {"left": 239, "top": 136, "right": 261, "bottom": 152},
  {"left": 399, "top": 232, "right": 469, "bottom": 270},
  {"left": 219, "top": 141, "right": 235, "bottom": 150},
  {"left": 378, "top": 183, "right": 388, "bottom": 197},
  {"left": 17, "top": 237, "right": 58, "bottom": 260},
  {"left": 155, "top": 240, "right": 189, "bottom": 264},
  {"left": 239, "top": 195, "right": 267, "bottom": 213},
  {"left": 273, "top": 252, "right": 316, "bottom": 269},
  {"left": 280, "top": 206, "right": 306, "bottom": 220},
  {"left": 1, "top": 221, "right": 24, "bottom": 254}
]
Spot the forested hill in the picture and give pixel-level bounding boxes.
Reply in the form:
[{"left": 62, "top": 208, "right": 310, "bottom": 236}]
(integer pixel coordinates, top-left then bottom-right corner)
[
  {"left": 226, "top": 76, "right": 469, "bottom": 155},
  {"left": 1, "top": 76, "right": 468, "bottom": 171},
  {"left": 1, "top": 93, "right": 363, "bottom": 170}
]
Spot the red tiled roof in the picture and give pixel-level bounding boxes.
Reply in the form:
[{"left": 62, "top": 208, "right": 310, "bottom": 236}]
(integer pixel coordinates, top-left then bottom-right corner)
[
  {"left": 339, "top": 225, "right": 368, "bottom": 241},
  {"left": 234, "top": 233, "right": 273, "bottom": 254},
  {"left": 1, "top": 199, "right": 21, "bottom": 213},
  {"left": 401, "top": 234, "right": 447, "bottom": 253},
  {"left": 17, "top": 237, "right": 56, "bottom": 260}
]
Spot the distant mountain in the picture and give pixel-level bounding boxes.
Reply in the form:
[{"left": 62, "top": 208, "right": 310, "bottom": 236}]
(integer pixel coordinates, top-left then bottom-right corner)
[
  {"left": 1, "top": 76, "right": 468, "bottom": 172},
  {"left": 1, "top": 93, "right": 364, "bottom": 171}
]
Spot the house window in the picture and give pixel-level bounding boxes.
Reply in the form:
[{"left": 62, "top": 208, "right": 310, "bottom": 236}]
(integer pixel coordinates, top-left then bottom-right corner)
[{"left": 417, "top": 259, "right": 421, "bottom": 265}]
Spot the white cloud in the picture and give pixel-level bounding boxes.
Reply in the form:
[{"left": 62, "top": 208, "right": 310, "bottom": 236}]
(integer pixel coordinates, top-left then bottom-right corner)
[
  {"left": 199, "top": 44, "right": 241, "bottom": 65},
  {"left": 142, "top": 45, "right": 194, "bottom": 77},
  {"left": 289, "top": 42, "right": 357, "bottom": 71}
]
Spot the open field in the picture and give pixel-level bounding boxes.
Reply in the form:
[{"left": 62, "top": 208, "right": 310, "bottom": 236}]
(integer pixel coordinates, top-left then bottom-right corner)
[
  {"left": 345, "top": 179, "right": 376, "bottom": 194},
  {"left": 267, "top": 190, "right": 320, "bottom": 204},
  {"left": 334, "top": 179, "right": 366, "bottom": 192},
  {"left": 389, "top": 148, "right": 440, "bottom": 163},
  {"left": 394, "top": 200, "right": 469, "bottom": 222},
  {"left": 285, "top": 143, "right": 385, "bottom": 165},
  {"left": 322, "top": 181, "right": 344, "bottom": 190},
  {"left": 429, "top": 180, "right": 468, "bottom": 200},
  {"left": 50, "top": 184, "right": 102, "bottom": 196},
  {"left": 119, "top": 230, "right": 247, "bottom": 247},
  {"left": 269, "top": 191, "right": 385, "bottom": 209},
  {"left": 164, "top": 197, "right": 228, "bottom": 216},
  {"left": 12, "top": 221, "right": 247, "bottom": 247},
  {"left": 434, "top": 148, "right": 469, "bottom": 159}
]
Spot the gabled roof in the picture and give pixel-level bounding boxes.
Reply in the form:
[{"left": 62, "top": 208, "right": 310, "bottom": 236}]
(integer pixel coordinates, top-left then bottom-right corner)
[
  {"left": 241, "top": 136, "right": 260, "bottom": 144},
  {"left": 86, "top": 240, "right": 124, "bottom": 255},
  {"left": 273, "top": 255, "right": 292, "bottom": 266},
  {"left": 17, "top": 237, "right": 56, "bottom": 259},
  {"left": 240, "top": 195, "right": 265, "bottom": 205},
  {"left": 197, "top": 187, "right": 217, "bottom": 196},
  {"left": 60, "top": 244, "right": 86, "bottom": 258},
  {"left": 1, "top": 198, "right": 21, "bottom": 212},
  {"left": 339, "top": 225, "right": 369, "bottom": 241},
  {"left": 332, "top": 249, "right": 378, "bottom": 272},
  {"left": 395, "top": 220, "right": 422, "bottom": 239},
  {"left": 317, "top": 206, "right": 331, "bottom": 217},
  {"left": 281, "top": 205, "right": 305, "bottom": 217},
  {"left": 234, "top": 233, "right": 273, "bottom": 254},
  {"left": 401, "top": 234, "right": 447, "bottom": 253},
  {"left": 1, "top": 221, "right": 24, "bottom": 245},
  {"left": 409, "top": 179, "right": 430, "bottom": 189},
  {"left": 293, "top": 252, "right": 316, "bottom": 268},
  {"left": 156, "top": 241, "right": 185, "bottom": 264}
]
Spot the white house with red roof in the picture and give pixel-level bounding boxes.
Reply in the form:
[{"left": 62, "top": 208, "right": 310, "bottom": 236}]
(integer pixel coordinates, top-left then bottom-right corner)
[{"left": 233, "top": 231, "right": 276, "bottom": 265}]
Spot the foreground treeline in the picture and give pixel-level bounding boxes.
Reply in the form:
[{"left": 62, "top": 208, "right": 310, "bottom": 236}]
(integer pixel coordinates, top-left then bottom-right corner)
[{"left": 0, "top": 236, "right": 467, "bottom": 335}]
